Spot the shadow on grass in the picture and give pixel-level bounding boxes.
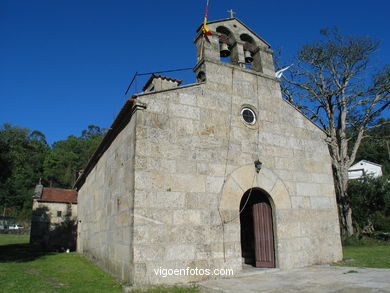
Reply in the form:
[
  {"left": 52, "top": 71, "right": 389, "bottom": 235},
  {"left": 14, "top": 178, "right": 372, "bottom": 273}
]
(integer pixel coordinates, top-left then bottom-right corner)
[
  {"left": 0, "top": 242, "right": 54, "bottom": 263},
  {"left": 30, "top": 206, "right": 77, "bottom": 251},
  {"left": 0, "top": 205, "right": 78, "bottom": 263}
]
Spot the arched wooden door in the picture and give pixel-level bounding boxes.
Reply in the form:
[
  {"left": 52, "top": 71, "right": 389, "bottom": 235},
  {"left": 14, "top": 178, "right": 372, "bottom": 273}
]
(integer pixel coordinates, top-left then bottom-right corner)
[{"left": 240, "top": 189, "right": 275, "bottom": 268}]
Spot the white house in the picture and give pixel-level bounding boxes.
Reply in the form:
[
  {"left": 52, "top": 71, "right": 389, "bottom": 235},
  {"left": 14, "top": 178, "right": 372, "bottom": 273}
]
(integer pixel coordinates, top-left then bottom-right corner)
[{"left": 348, "top": 160, "right": 383, "bottom": 179}]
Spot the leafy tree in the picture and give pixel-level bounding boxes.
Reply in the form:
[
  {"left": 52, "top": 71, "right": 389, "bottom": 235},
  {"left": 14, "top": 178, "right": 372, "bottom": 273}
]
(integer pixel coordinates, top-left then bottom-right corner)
[
  {"left": 0, "top": 123, "right": 49, "bottom": 216},
  {"left": 43, "top": 125, "right": 104, "bottom": 188},
  {"left": 349, "top": 176, "right": 390, "bottom": 233},
  {"left": 354, "top": 118, "right": 390, "bottom": 175},
  {"left": 280, "top": 28, "right": 390, "bottom": 236},
  {"left": 0, "top": 123, "right": 104, "bottom": 221}
]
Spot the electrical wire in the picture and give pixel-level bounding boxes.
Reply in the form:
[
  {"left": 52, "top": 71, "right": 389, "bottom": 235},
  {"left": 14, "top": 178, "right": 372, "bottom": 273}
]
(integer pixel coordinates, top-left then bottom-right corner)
[
  {"left": 219, "top": 67, "right": 264, "bottom": 261},
  {"left": 124, "top": 67, "right": 194, "bottom": 95}
]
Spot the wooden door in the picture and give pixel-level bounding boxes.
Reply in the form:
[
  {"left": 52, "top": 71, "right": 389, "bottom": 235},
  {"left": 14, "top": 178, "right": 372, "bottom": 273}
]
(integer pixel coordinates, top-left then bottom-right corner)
[{"left": 252, "top": 202, "right": 275, "bottom": 268}]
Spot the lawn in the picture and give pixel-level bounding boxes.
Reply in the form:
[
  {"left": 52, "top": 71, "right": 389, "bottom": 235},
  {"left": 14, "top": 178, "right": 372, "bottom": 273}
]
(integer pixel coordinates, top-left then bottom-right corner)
[
  {"left": 5, "top": 234, "right": 388, "bottom": 292},
  {"left": 0, "top": 234, "right": 199, "bottom": 293},
  {"left": 0, "top": 234, "right": 29, "bottom": 245},
  {"left": 130, "top": 287, "right": 199, "bottom": 293},
  {"left": 337, "top": 237, "right": 390, "bottom": 269}
]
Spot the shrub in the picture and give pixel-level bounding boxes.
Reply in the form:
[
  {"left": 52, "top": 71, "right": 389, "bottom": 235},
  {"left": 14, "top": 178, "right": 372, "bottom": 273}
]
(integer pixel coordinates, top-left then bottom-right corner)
[
  {"left": 348, "top": 175, "right": 390, "bottom": 233},
  {"left": 372, "top": 212, "right": 390, "bottom": 232}
]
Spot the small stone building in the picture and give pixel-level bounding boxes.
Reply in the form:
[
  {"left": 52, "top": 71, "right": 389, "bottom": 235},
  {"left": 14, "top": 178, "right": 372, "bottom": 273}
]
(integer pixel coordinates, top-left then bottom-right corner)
[
  {"left": 75, "top": 18, "right": 342, "bottom": 285},
  {"left": 30, "top": 185, "right": 78, "bottom": 250}
]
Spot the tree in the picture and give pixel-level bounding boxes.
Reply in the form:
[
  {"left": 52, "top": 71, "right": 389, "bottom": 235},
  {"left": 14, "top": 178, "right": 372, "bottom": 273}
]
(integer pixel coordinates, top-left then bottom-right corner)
[
  {"left": 43, "top": 125, "right": 104, "bottom": 188},
  {"left": 0, "top": 123, "right": 104, "bottom": 221},
  {"left": 280, "top": 28, "right": 390, "bottom": 237},
  {"left": 354, "top": 118, "right": 390, "bottom": 175},
  {"left": 349, "top": 176, "right": 390, "bottom": 233},
  {"left": 0, "top": 123, "right": 49, "bottom": 216}
]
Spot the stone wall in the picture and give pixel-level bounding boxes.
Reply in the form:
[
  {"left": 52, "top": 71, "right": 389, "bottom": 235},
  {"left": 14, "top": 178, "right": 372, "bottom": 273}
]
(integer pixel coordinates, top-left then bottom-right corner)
[
  {"left": 30, "top": 201, "right": 77, "bottom": 250},
  {"left": 76, "top": 52, "right": 342, "bottom": 286},
  {"left": 130, "top": 59, "right": 342, "bottom": 285},
  {"left": 77, "top": 117, "right": 136, "bottom": 282}
]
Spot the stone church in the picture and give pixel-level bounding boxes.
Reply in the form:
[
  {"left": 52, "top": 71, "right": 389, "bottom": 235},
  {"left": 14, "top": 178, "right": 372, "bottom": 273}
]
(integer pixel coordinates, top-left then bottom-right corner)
[{"left": 75, "top": 18, "right": 342, "bottom": 285}]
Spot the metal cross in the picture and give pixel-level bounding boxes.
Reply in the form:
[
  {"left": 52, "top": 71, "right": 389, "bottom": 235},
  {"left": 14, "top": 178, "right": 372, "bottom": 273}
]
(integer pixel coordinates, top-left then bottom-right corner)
[{"left": 227, "top": 9, "right": 236, "bottom": 19}]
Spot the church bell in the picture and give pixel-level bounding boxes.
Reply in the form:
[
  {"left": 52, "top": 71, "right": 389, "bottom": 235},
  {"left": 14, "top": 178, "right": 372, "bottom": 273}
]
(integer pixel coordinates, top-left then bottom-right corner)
[
  {"left": 220, "top": 43, "right": 231, "bottom": 57},
  {"left": 244, "top": 50, "right": 253, "bottom": 63}
]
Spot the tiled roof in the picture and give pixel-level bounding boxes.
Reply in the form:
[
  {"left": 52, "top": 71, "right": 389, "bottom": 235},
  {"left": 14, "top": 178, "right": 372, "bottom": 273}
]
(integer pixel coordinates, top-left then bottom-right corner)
[
  {"left": 142, "top": 74, "right": 183, "bottom": 91},
  {"left": 38, "top": 188, "right": 78, "bottom": 204}
]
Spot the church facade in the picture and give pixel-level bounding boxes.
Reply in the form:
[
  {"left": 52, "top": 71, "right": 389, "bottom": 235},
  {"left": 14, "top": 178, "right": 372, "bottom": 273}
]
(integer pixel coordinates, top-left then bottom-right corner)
[{"left": 75, "top": 18, "right": 342, "bottom": 285}]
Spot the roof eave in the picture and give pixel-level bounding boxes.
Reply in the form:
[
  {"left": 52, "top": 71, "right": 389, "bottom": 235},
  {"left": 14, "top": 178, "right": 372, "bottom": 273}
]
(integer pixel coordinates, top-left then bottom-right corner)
[
  {"left": 74, "top": 98, "right": 142, "bottom": 190},
  {"left": 37, "top": 200, "right": 77, "bottom": 204}
]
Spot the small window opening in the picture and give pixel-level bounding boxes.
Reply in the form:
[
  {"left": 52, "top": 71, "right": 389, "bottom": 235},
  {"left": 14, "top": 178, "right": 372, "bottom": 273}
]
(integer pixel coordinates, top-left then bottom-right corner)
[
  {"left": 57, "top": 211, "right": 62, "bottom": 217},
  {"left": 197, "top": 71, "right": 206, "bottom": 82},
  {"left": 241, "top": 108, "right": 256, "bottom": 125}
]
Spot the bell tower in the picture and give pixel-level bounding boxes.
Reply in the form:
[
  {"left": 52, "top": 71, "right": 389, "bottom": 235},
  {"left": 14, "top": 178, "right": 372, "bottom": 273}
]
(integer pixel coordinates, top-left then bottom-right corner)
[{"left": 194, "top": 18, "right": 275, "bottom": 82}]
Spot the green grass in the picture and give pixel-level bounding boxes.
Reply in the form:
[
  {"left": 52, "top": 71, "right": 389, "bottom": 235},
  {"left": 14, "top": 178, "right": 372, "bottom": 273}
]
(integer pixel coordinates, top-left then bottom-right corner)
[
  {"left": 337, "top": 237, "right": 390, "bottom": 269},
  {"left": 0, "top": 234, "right": 122, "bottom": 293},
  {"left": 130, "top": 287, "right": 199, "bottom": 293},
  {"left": 0, "top": 234, "right": 30, "bottom": 245},
  {"left": 0, "top": 234, "right": 199, "bottom": 293}
]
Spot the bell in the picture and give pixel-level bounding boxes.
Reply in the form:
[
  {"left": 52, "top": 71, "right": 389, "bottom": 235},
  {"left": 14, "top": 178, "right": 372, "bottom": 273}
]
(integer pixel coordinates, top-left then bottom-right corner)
[
  {"left": 220, "top": 43, "right": 231, "bottom": 57},
  {"left": 244, "top": 50, "right": 253, "bottom": 63}
]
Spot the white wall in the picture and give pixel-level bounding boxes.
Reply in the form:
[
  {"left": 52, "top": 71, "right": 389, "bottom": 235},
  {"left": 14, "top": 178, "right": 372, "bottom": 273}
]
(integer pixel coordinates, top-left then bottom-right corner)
[{"left": 348, "top": 160, "right": 383, "bottom": 179}]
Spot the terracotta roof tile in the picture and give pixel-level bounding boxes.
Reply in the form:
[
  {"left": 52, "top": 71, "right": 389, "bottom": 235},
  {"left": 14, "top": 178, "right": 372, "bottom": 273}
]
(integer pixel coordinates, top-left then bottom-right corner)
[
  {"left": 38, "top": 188, "right": 78, "bottom": 204},
  {"left": 142, "top": 74, "right": 183, "bottom": 91}
]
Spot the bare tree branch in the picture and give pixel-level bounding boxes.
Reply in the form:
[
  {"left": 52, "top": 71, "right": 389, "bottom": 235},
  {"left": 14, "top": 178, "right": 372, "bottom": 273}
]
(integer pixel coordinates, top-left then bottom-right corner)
[{"left": 279, "top": 27, "right": 387, "bottom": 237}]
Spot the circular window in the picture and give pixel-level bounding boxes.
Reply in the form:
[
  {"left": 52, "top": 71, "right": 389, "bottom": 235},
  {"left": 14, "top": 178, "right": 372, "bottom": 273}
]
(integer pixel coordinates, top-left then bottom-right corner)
[{"left": 241, "top": 108, "right": 256, "bottom": 125}]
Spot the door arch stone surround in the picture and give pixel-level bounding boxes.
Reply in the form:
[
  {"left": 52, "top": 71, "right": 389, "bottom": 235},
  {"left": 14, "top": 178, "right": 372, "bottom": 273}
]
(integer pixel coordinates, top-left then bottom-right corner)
[
  {"left": 220, "top": 165, "right": 292, "bottom": 221},
  {"left": 218, "top": 164, "right": 292, "bottom": 269}
]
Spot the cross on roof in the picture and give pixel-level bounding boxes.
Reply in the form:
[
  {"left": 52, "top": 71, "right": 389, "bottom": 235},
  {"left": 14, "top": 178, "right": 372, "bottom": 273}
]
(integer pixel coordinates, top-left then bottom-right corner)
[{"left": 227, "top": 9, "right": 236, "bottom": 19}]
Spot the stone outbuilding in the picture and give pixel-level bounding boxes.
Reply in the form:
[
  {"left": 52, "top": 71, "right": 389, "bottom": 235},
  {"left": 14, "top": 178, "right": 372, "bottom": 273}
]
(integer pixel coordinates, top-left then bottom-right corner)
[
  {"left": 30, "top": 185, "right": 78, "bottom": 250},
  {"left": 75, "top": 18, "right": 342, "bottom": 285}
]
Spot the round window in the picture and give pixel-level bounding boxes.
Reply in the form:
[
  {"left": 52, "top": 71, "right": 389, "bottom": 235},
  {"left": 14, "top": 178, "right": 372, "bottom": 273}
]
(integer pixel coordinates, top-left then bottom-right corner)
[{"left": 241, "top": 108, "right": 256, "bottom": 125}]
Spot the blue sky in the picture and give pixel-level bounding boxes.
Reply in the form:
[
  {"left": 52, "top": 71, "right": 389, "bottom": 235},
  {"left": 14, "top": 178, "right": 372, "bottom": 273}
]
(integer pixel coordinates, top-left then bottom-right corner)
[{"left": 1, "top": 0, "right": 389, "bottom": 144}]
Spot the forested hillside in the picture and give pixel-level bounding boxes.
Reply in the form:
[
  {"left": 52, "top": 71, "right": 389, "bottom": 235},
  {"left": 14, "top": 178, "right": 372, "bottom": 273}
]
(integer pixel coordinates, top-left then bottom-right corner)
[
  {"left": 0, "top": 123, "right": 104, "bottom": 221},
  {"left": 0, "top": 119, "right": 388, "bottom": 223}
]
